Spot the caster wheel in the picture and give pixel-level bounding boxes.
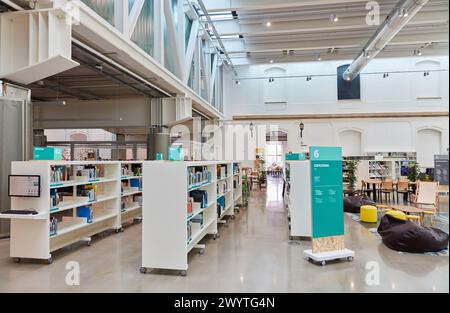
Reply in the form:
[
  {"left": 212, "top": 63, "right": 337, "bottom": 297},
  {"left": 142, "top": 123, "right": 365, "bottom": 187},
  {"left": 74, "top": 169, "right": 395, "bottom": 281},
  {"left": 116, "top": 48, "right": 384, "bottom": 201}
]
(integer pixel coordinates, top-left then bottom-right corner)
[
  {"left": 321, "top": 261, "right": 326, "bottom": 267},
  {"left": 180, "top": 270, "right": 187, "bottom": 277},
  {"left": 13, "top": 258, "right": 21, "bottom": 264},
  {"left": 47, "top": 257, "right": 53, "bottom": 265},
  {"left": 140, "top": 267, "right": 147, "bottom": 274},
  {"left": 231, "top": 215, "right": 236, "bottom": 220},
  {"left": 347, "top": 256, "right": 354, "bottom": 262},
  {"left": 199, "top": 249, "right": 205, "bottom": 255},
  {"left": 87, "top": 241, "right": 92, "bottom": 247}
]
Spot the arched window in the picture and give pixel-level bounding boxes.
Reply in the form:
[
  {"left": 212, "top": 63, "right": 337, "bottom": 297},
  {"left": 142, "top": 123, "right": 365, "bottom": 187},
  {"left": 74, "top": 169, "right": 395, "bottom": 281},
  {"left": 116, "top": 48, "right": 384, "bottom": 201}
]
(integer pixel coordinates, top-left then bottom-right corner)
[
  {"left": 338, "top": 129, "right": 362, "bottom": 157},
  {"left": 264, "top": 67, "right": 287, "bottom": 106},
  {"left": 417, "top": 128, "right": 442, "bottom": 168},
  {"left": 415, "top": 60, "right": 441, "bottom": 99}
]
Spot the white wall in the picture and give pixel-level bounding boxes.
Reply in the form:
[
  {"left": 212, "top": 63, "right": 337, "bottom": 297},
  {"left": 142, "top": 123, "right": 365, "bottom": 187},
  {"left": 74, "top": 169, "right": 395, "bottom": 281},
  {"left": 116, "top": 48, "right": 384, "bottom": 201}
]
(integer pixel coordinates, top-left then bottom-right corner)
[
  {"left": 223, "top": 118, "right": 449, "bottom": 166},
  {"left": 224, "top": 56, "right": 449, "bottom": 118},
  {"left": 221, "top": 56, "right": 449, "bottom": 167}
]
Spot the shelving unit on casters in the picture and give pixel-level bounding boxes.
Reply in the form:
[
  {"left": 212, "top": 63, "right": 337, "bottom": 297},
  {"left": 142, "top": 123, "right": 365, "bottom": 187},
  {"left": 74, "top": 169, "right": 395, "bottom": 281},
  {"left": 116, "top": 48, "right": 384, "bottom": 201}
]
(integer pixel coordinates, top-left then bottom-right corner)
[
  {"left": 3, "top": 161, "right": 124, "bottom": 265},
  {"left": 304, "top": 249, "right": 355, "bottom": 267},
  {"left": 119, "top": 161, "right": 144, "bottom": 231},
  {"left": 141, "top": 161, "right": 220, "bottom": 277},
  {"left": 217, "top": 162, "right": 235, "bottom": 228}
]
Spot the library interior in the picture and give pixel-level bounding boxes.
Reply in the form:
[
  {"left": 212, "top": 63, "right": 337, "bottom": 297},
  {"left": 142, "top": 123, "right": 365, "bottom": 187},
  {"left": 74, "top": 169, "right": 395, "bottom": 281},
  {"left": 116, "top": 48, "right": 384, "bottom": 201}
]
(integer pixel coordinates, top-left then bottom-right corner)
[{"left": 0, "top": 0, "right": 448, "bottom": 294}]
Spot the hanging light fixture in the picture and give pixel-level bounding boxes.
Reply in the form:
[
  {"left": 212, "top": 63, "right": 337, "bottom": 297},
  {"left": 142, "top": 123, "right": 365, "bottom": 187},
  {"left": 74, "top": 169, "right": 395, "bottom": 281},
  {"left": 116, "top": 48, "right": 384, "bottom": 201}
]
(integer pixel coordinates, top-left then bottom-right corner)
[
  {"left": 299, "top": 121, "right": 305, "bottom": 139},
  {"left": 363, "top": 50, "right": 371, "bottom": 58},
  {"left": 330, "top": 13, "right": 339, "bottom": 22},
  {"left": 383, "top": 73, "right": 389, "bottom": 78},
  {"left": 414, "top": 49, "right": 422, "bottom": 56},
  {"left": 316, "top": 55, "right": 322, "bottom": 61}
]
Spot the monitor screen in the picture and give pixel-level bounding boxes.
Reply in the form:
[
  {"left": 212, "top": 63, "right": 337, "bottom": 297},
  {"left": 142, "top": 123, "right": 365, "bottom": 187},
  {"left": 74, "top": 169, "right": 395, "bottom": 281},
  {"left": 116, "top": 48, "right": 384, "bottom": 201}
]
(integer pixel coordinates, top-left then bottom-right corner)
[{"left": 8, "top": 175, "right": 41, "bottom": 198}]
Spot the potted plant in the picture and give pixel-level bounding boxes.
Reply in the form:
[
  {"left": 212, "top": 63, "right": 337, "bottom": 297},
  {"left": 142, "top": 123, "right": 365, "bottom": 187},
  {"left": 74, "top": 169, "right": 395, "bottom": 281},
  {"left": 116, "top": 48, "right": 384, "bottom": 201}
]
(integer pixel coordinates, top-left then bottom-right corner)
[
  {"left": 347, "top": 160, "right": 360, "bottom": 194},
  {"left": 407, "top": 162, "right": 421, "bottom": 182}
]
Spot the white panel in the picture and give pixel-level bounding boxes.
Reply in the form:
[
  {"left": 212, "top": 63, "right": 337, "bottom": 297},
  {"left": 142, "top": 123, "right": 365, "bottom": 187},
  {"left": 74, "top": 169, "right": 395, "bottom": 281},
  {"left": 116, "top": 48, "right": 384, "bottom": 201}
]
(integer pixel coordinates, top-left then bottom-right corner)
[
  {"left": 29, "top": 13, "right": 39, "bottom": 65},
  {"left": 417, "top": 129, "right": 442, "bottom": 168},
  {"left": 0, "top": 9, "right": 77, "bottom": 85},
  {"left": 264, "top": 67, "right": 287, "bottom": 104},
  {"left": 366, "top": 122, "right": 413, "bottom": 152},
  {"left": 415, "top": 60, "right": 441, "bottom": 99},
  {"left": 339, "top": 130, "right": 362, "bottom": 156},
  {"left": 287, "top": 161, "right": 312, "bottom": 237},
  {"left": 3, "top": 55, "right": 79, "bottom": 85},
  {"left": 38, "top": 12, "right": 49, "bottom": 62}
]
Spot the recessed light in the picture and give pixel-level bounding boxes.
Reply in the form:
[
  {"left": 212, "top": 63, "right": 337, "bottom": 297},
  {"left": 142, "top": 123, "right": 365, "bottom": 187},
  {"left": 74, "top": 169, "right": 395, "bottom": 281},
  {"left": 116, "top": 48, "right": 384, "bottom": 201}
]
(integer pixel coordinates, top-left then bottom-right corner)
[
  {"left": 269, "top": 59, "right": 274, "bottom": 64},
  {"left": 265, "top": 21, "right": 272, "bottom": 27}
]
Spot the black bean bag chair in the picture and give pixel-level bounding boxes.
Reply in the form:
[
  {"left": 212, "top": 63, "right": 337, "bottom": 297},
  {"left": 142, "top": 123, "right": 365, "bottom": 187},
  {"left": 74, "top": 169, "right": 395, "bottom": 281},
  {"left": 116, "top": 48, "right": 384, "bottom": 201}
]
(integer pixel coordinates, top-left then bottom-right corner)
[
  {"left": 378, "top": 214, "right": 449, "bottom": 253},
  {"left": 344, "top": 194, "right": 376, "bottom": 213}
]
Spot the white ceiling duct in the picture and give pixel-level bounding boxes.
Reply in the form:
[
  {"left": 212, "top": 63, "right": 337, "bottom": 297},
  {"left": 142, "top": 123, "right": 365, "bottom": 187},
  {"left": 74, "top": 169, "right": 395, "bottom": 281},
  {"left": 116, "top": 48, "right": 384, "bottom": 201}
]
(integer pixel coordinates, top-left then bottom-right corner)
[{"left": 343, "top": 0, "right": 430, "bottom": 82}]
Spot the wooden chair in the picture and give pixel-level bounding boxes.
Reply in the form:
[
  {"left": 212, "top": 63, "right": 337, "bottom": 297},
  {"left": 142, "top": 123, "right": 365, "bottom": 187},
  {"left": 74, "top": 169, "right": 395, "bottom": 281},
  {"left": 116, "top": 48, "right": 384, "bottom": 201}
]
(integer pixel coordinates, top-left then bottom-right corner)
[
  {"left": 411, "top": 181, "right": 440, "bottom": 213},
  {"left": 396, "top": 180, "right": 411, "bottom": 204},
  {"left": 250, "top": 171, "right": 261, "bottom": 191},
  {"left": 381, "top": 179, "right": 395, "bottom": 203},
  {"left": 361, "top": 180, "right": 372, "bottom": 198}
]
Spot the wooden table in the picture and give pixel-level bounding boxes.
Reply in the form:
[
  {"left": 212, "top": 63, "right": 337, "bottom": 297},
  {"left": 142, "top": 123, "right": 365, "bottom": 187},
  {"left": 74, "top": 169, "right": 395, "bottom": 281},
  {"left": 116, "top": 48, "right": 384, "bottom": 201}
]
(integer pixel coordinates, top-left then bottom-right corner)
[
  {"left": 391, "top": 205, "right": 425, "bottom": 224},
  {"left": 365, "top": 179, "right": 382, "bottom": 202}
]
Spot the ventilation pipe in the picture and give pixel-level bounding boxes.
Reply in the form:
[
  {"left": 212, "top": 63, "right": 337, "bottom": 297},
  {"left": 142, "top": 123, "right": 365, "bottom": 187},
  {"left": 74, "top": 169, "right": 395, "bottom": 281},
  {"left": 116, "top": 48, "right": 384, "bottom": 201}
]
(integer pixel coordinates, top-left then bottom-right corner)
[{"left": 342, "top": 0, "right": 429, "bottom": 81}]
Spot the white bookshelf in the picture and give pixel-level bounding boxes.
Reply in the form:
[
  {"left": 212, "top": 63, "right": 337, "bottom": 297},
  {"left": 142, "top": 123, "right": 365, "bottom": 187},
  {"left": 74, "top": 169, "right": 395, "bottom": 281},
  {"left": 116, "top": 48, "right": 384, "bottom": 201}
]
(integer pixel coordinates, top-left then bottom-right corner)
[
  {"left": 217, "top": 162, "right": 235, "bottom": 222},
  {"left": 120, "top": 161, "right": 143, "bottom": 224},
  {"left": 141, "top": 161, "right": 219, "bottom": 276},
  {"left": 285, "top": 161, "right": 312, "bottom": 240},
  {"left": 0, "top": 161, "right": 140, "bottom": 263},
  {"left": 233, "top": 162, "right": 243, "bottom": 207}
]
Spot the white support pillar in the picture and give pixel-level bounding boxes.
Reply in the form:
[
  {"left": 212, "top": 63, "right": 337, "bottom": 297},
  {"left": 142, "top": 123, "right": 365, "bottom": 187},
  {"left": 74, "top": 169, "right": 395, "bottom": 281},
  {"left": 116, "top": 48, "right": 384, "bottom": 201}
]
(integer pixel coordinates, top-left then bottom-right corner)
[
  {"left": 114, "top": 0, "right": 129, "bottom": 34},
  {"left": 153, "top": 0, "right": 164, "bottom": 64},
  {"left": 184, "top": 19, "right": 199, "bottom": 84},
  {"left": 127, "top": 0, "right": 145, "bottom": 39},
  {"left": 163, "top": 0, "right": 185, "bottom": 80},
  {"left": 209, "top": 54, "right": 218, "bottom": 103}
]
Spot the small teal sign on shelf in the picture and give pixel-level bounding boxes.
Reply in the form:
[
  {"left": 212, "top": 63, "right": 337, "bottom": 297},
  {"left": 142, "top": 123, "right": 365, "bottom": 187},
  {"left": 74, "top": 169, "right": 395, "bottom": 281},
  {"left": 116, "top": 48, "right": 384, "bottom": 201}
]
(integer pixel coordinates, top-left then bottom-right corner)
[
  {"left": 285, "top": 153, "right": 308, "bottom": 161},
  {"left": 34, "top": 147, "right": 63, "bottom": 161}
]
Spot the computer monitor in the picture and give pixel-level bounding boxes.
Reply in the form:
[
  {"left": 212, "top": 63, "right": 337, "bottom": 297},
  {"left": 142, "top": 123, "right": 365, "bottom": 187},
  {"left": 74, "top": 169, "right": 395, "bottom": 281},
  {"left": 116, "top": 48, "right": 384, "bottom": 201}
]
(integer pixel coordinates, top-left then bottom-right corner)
[{"left": 8, "top": 175, "right": 41, "bottom": 198}]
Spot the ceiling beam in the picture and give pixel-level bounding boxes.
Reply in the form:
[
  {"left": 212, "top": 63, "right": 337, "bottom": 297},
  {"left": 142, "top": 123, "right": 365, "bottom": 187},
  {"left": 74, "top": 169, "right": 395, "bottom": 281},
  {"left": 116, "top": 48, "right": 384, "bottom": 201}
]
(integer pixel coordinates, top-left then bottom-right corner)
[
  {"left": 213, "top": 10, "right": 448, "bottom": 37},
  {"left": 202, "top": 0, "right": 371, "bottom": 12},
  {"left": 225, "top": 31, "right": 449, "bottom": 53}
]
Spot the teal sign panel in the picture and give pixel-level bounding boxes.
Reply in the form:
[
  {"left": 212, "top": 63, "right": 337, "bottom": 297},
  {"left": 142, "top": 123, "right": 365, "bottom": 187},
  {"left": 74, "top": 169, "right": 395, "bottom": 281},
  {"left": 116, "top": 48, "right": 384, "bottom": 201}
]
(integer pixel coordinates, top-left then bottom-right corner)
[
  {"left": 34, "top": 147, "right": 63, "bottom": 161},
  {"left": 285, "top": 153, "right": 308, "bottom": 161},
  {"left": 169, "top": 146, "right": 184, "bottom": 161},
  {"left": 310, "top": 147, "right": 344, "bottom": 239}
]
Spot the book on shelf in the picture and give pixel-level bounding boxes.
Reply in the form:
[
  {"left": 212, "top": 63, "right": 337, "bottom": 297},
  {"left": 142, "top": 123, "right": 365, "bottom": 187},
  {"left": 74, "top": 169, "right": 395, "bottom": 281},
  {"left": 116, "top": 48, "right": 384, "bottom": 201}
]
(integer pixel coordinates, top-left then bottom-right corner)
[{"left": 188, "top": 166, "right": 211, "bottom": 188}]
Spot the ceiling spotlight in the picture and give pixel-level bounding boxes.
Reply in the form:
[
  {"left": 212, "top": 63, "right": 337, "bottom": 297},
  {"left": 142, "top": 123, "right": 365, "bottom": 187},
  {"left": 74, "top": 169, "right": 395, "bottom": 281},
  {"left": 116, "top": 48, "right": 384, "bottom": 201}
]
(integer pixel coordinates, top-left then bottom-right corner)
[
  {"left": 383, "top": 73, "right": 389, "bottom": 78},
  {"left": 424, "top": 71, "right": 430, "bottom": 77},
  {"left": 330, "top": 14, "right": 339, "bottom": 22},
  {"left": 363, "top": 50, "right": 371, "bottom": 58},
  {"left": 414, "top": 49, "right": 422, "bottom": 56},
  {"left": 265, "top": 21, "right": 272, "bottom": 27},
  {"left": 235, "top": 80, "right": 241, "bottom": 85},
  {"left": 398, "top": 8, "right": 409, "bottom": 18},
  {"left": 306, "top": 76, "right": 312, "bottom": 82},
  {"left": 269, "top": 59, "right": 274, "bottom": 64},
  {"left": 316, "top": 55, "right": 322, "bottom": 61}
]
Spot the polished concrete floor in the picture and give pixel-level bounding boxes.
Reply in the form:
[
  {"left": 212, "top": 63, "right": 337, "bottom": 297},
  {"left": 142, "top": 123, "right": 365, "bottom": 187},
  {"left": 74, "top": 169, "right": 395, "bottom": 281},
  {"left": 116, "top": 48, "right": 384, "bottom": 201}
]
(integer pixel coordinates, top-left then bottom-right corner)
[{"left": 0, "top": 178, "right": 448, "bottom": 293}]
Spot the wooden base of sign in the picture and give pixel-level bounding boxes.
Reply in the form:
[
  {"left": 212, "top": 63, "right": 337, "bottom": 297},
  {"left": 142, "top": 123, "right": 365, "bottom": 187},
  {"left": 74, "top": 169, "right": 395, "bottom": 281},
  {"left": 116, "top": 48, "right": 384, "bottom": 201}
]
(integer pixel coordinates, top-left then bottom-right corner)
[{"left": 312, "top": 235, "right": 345, "bottom": 254}]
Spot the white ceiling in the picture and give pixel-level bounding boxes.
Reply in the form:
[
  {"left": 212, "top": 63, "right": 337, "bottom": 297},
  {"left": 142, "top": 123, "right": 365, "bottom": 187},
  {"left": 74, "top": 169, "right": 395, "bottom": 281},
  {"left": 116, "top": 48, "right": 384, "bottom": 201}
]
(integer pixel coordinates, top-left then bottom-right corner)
[{"left": 203, "top": 0, "right": 449, "bottom": 65}]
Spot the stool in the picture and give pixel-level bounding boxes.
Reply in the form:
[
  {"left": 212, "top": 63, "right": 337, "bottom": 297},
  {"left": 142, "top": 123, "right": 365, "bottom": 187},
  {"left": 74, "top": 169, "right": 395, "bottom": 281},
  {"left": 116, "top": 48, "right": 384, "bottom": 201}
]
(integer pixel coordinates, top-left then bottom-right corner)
[
  {"left": 361, "top": 205, "right": 378, "bottom": 223},
  {"left": 376, "top": 204, "right": 390, "bottom": 214},
  {"left": 386, "top": 210, "right": 407, "bottom": 221},
  {"left": 422, "top": 211, "right": 436, "bottom": 227},
  {"left": 405, "top": 215, "right": 422, "bottom": 225}
]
